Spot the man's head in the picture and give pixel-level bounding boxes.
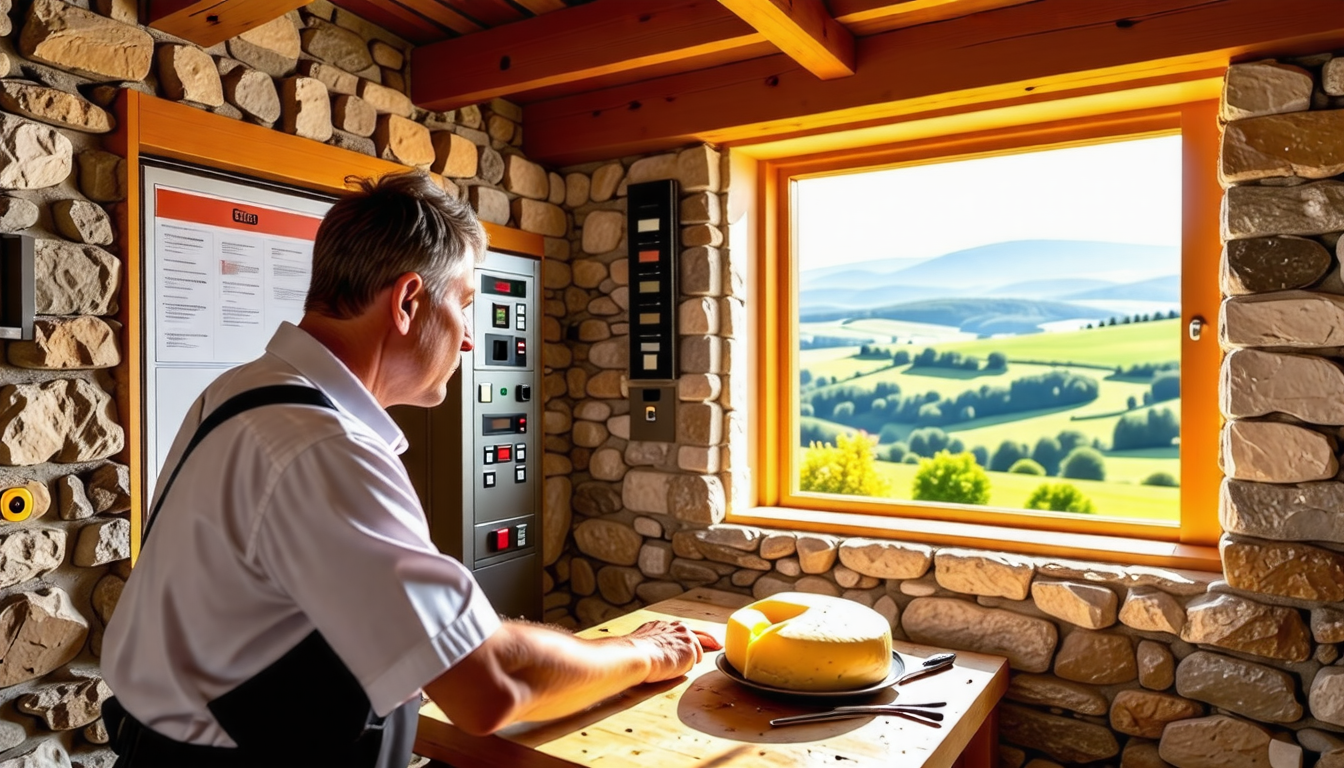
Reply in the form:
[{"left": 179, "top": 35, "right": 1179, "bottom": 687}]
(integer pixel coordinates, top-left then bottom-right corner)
[
  {"left": 307, "top": 171, "right": 485, "bottom": 320},
  {"left": 303, "top": 171, "right": 486, "bottom": 408}
]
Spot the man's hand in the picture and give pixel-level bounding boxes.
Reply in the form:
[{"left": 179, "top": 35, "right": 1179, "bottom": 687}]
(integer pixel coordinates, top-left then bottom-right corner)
[{"left": 626, "top": 621, "right": 724, "bottom": 684}]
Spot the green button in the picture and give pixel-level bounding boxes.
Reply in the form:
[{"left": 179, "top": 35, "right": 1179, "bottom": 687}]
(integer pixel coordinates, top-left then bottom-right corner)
[{"left": 500, "top": 387, "right": 507, "bottom": 396}]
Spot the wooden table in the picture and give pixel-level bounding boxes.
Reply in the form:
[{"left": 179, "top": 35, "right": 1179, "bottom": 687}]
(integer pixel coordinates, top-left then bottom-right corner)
[{"left": 415, "top": 588, "right": 1008, "bottom": 768}]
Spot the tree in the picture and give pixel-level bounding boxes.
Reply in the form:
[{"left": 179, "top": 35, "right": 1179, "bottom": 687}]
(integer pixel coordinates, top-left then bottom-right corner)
[
  {"left": 799, "top": 432, "right": 891, "bottom": 496},
  {"left": 912, "top": 451, "right": 991, "bottom": 505},
  {"left": 1025, "top": 482, "right": 1096, "bottom": 513},
  {"left": 989, "top": 440, "right": 1028, "bottom": 472},
  {"left": 1060, "top": 447, "right": 1106, "bottom": 481},
  {"left": 986, "top": 351, "right": 1008, "bottom": 371},
  {"left": 800, "top": 403, "right": 814, "bottom": 417},
  {"left": 800, "top": 369, "right": 813, "bottom": 386},
  {"left": 832, "top": 401, "right": 856, "bottom": 420},
  {"left": 883, "top": 442, "right": 908, "bottom": 462},
  {"left": 893, "top": 349, "right": 911, "bottom": 366},
  {"left": 1009, "top": 458, "right": 1046, "bottom": 475},
  {"left": 970, "top": 445, "right": 990, "bottom": 467},
  {"left": 1150, "top": 371, "right": 1180, "bottom": 403},
  {"left": 1031, "top": 436, "right": 1063, "bottom": 476},
  {"left": 1127, "top": 395, "right": 1137, "bottom": 410},
  {"left": 1143, "top": 471, "right": 1179, "bottom": 487},
  {"left": 1056, "top": 430, "right": 1088, "bottom": 453},
  {"left": 1113, "top": 408, "right": 1180, "bottom": 450},
  {"left": 907, "top": 427, "right": 950, "bottom": 457},
  {"left": 915, "top": 348, "right": 938, "bottom": 366}
]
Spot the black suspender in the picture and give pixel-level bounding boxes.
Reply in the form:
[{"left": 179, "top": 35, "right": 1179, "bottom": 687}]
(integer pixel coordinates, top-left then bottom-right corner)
[{"left": 141, "top": 385, "right": 335, "bottom": 543}]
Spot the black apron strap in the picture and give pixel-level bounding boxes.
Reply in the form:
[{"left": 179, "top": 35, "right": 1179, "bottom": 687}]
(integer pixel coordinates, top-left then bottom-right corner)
[{"left": 141, "top": 385, "right": 336, "bottom": 543}]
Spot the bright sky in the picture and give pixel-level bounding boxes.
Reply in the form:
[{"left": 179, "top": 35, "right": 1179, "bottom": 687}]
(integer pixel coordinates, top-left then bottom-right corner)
[{"left": 796, "top": 136, "right": 1182, "bottom": 271}]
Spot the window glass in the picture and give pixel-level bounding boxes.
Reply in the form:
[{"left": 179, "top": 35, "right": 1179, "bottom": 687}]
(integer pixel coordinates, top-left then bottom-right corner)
[{"left": 794, "top": 136, "right": 1182, "bottom": 522}]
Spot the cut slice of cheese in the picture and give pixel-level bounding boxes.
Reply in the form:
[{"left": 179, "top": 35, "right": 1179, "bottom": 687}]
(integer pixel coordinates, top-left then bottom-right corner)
[{"left": 724, "top": 592, "right": 892, "bottom": 691}]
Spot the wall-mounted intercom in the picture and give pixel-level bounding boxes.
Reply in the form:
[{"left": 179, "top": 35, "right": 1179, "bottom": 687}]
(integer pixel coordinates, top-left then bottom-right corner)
[
  {"left": 0, "top": 234, "right": 34, "bottom": 341},
  {"left": 626, "top": 180, "right": 678, "bottom": 442}
]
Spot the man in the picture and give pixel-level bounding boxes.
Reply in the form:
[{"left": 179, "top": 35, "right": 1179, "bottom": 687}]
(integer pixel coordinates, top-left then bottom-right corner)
[{"left": 104, "top": 171, "right": 715, "bottom": 768}]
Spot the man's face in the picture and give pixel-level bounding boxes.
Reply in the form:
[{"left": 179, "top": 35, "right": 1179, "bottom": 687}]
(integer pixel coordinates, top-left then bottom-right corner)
[{"left": 407, "top": 269, "right": 475, "bottom": 407}]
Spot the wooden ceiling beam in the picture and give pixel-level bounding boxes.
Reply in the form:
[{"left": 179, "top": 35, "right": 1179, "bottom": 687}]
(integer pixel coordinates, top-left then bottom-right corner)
[
  {"left": 411, "top": 0, "right": 763, "bottom": 112},
  {"left": 143, "top": 0, "right": 311, "bottom": 48},
  {"left": 523, "top": 0, "right": 1344, "bottom": 164},
  {"left": 830, "top": 0, "right": 1038, "bottom": 35},
  {"left": 717, "top": 0, "right": 854, "bottom": 79}
]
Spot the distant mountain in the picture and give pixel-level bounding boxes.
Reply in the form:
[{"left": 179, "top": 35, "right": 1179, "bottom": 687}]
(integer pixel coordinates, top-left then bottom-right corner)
[
  {"left": 800, "top": 284, "right": 951, "bottom": 308},
  {"left": 800, "top": 297, "right": 1111, "bottom": 334},
  {"left": 1061, "top": 275, "right": 1181, "bottom": 302},
  {"left": 983, "top": 278, "right": 1116, "bottom": 299},
  {"left": 797, "top": 240, "right": 1178, "bottom": 313}
]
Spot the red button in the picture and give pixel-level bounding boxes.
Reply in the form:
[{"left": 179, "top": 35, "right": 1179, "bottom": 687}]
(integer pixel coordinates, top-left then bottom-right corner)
[
  {"left": 497, "top": 445, "right": 512, "bottom": 462},
  {"left": 494, "top": 529, "right": 510, "bottom": 551}
]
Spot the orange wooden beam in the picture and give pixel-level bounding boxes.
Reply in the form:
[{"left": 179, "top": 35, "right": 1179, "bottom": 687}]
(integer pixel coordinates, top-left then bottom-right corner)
[
  {"left": 717, "top": 0, "right": 855, "bottom": 79},
  {"left": 144, "top": 0, "right": 310, "bottom": 48},
  {"left": 523, "top": 0, "right": 1344, "bottom": 164},
  {"left": 829, "top": 0, "right": 1036, "bottom": 35},
  {"left": 411, "top": 0, "right": 762, "bottom": 112}
]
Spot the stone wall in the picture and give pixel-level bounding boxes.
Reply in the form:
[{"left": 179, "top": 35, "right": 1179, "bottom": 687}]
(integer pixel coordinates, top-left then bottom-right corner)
[
  {"left": 538, "top": 54, "right": 1344, "bottom": 768},
  {"left": 0, "top": 0, "right": 556, "bottom": 765}
]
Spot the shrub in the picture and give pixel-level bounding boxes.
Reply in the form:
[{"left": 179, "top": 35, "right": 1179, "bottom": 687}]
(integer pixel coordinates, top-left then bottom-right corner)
[
  {"left": 833, "top": 401, "right": 856, "bottom": 420},
  {"left": 1113, "top": 407, "right": 1180, "bottom": 450},
  {"left": 989, "top": 440, "right": 1029, "bottom": 472},
  {"left": 800, "top": 403, "right": 814, "bottom": 417},
  {"left": 1060, "top": 447, "right": 1106, "bottom": 481},
  {"left": 1056, "top": 430, "right": 1088, "bottom": 453},
  {"left": 883, "top": 442, "right": 908, "bottom": 463},
  {"left": 892, "top": 349, "right": 911, "bottom": 366},
  {"left": 1031, "top": 436, "right": 1063, "bottom": 476},
  {"left": 1025, "top": 482, "right": 1096, "bottom": 513},
  {"left": 911, "top": 451, "right": 991, "bottom": 505},
  {"left": 1008, "top": 458, "right": 1046, "bottom": 475},
  {"left": 799, "top": 432, "right": 891, "bottom": 496},
  {"left": 970, "top": 445, "right": 989, "bottom": 467},
  {"left": 907, "top": 427, "right": 950, "bottom": 458},
  {"left": 1143, "top": 471, "right": 1180, "bottom": 487},
  {"left": 902, "top": 453, "right": 921, "bottom": 464},
  {"left": 986, "top": 351, "right": 1008, "bottom": 370}
]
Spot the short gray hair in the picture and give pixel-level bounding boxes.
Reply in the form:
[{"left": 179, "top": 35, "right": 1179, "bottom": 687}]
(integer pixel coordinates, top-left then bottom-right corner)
[{"left": 305, "top": 171, "right": 486, "bottom": 319}]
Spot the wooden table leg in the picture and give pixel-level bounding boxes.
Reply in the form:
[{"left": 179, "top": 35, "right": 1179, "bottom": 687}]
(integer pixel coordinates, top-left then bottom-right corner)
[{"left": 958, "top": 706, "right": 998, "bottom": 768}]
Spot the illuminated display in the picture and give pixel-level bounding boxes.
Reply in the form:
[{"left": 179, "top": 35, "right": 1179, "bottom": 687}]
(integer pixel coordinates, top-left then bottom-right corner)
[
  {"left": 492, "top": 304, "right": 509, "bottom": 328},
  {"left": 483, "top": 276, "right": 526, "bottom": 297}
]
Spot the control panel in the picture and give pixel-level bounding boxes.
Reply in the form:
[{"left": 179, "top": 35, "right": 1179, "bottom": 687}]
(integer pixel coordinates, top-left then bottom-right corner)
[{"left": 391, "top": 250, "right": 542, "bottom": 621}]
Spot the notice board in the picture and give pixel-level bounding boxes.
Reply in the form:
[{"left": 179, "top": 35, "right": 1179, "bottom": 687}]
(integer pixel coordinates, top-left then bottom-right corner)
[{"left": 141, "top": 161, "right": 333, "bottom": 490}]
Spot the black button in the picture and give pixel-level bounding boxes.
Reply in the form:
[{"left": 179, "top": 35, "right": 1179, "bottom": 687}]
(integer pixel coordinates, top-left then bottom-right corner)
[{"left": 516, "top": 385, "right": 532, "bottom": 402}]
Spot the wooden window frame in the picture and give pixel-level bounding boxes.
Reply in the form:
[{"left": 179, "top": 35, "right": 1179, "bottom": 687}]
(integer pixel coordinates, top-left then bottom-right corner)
[{"left": 742, "top": 101, "right": 1223, "bottom": 571}]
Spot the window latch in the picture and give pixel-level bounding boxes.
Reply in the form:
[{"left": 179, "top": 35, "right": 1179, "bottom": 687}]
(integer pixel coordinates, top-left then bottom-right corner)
[{"left": 1188, "top": 316, "right": 1205, "bottom": 341}]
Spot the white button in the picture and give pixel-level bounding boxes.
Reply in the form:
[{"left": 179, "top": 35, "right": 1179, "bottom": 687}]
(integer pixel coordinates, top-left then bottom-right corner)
[
  {"left": 478, "top": 384, "right": 492, "bottom": 403},
  {"left": 515, "top": 466, "right": 526, "bottom": 483},
  {"left": 483, "top": 472, "right": 496, "bottom": 488}
]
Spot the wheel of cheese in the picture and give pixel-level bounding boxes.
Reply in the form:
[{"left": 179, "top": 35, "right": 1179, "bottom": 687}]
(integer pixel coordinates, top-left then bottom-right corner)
[{"left": 724, "top": 592, "right": 892, "bottom": 691}]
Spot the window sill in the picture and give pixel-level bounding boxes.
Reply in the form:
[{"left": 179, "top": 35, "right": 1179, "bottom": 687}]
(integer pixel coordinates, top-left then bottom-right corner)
[{"left": 729, "top": 505, "right": 1221, "bottom": 573}]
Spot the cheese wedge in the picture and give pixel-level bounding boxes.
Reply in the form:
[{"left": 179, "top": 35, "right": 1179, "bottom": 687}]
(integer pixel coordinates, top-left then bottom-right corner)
[{"left": 724, "top": 592, "right": 892, "bottom": 691}]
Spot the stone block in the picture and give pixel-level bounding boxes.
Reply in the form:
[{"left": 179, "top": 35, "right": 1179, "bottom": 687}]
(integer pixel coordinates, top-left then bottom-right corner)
[
  {"left": 1119, "top": 587, "right": 1185, "bottom": 635},
  {"left": 297, "top": 60, "right": 357, "bottom": 96},
  {"left": 591, "top": 162, "right": 623, "bottom": 202},
  {"left": 678, "top": 144, "right": 721, "bottom": 192},
  {"left": 0, "top": 587, "right": 87, "bottom": 688},
  {"left": 1181, "top": 592, "right": 1310, "bottom": 661},
  {"left": 0, "top": 197, "right": 37, "bottom": 232},
  {"left": 375, "top": 114, "right": 433, "bottom": 168},
  {"left": 573, "top": 518, "right": 641, "bottom": 566},
  {"left": 1110, "top": 689, "right": 1203, "bottom": 739},
  {"left": 623, "top": 469, "right": 672, "bottom": 514},
  {"left": 369, "top": 39, "right": 403, "bottom": 69},
  {"left": 678, "top": 442, "right": 720, "bottom": 474},
  {"left": 1031, "top": 580, "right": 1117, "bottom": 629},
  {"left": 357, "top": 79, "right": 413, "bottom": 118},
  {"left": 836, "top": 538, "right": 931, "bottom": 579},
  {"left": 668, "top": 474, "right": 724, "bottom": 524},
  {"left": 0, "top": 113, "right": 72, "bottom": 190},
  {"left": 75, "top": 517, "right": 128, "bottom": 566},
  {"left": 0, "top": 378, "right": 124, "bottom": 465},
  {"left": 222, "top": 67, "right": 281, "bottom": 124},
  {"left": 1222, "top": 61, "right": 1313, "bottom": 121},
  {"left": 77, "top": 150, "right": 125, "bottom": 202},
  {"left": 677, "top": 401, "right": 723, "bottom": 446},
  {"left": 1314, "top": 667, "right": 1344, "bottom": 726},
  {"left": 1224, "top": 182, "right": 1344, "bottom": 239},
  {"left": 332, "top": 95, "right": 376, "bottom": 137},
  {"left": 227, "top": 14, "right": 300, "bottom": 77},
  {"left": 281, "top": 76, "right": 333, "bottom": 142},
  {"left": 20, "top": 0, "right": 153, "bottom": 82},
  {"left": 582, "top": 210, "right": 624, "bottom": 254},
  {"left": 1054, "top": 630, "right": 1136, "bottom": 685},
  {"left": 1225, "top": 481, "right": 1344, "bottom": 546},
  {"left": 680, "top": 246, "right": 722, "bottom": 296},
  {"left": 469, "top": 186, "right": 509, "bottom": 226},
  {"left": 935, "top": 548, "right": 1034, "bottom": 600},
  {"left": 9, "top": 316, "right": 119, "bottom": 369},
  {"left": 677, "top": 373, "right": 720, "bottom": 402},
  {"left": 1223, "top": 109, "right": 1344, "bottom": 183},
  {"left": 428, "top": 131, "right": 476, "bottom": 177},
  {"left": 1222, "top": 290, "right": 1344, "bottom": 348},
  {"left": 1175, "top": 650, "right": 1302, "bottom": 723},
  {"left": 1222, "top": 536, "right": 1344, "bottom": 601},
  {"left": 18, "top": 676, "right": 111, "bottom": 731},
  {"left": 627, "top": 153, "right": 677, "bottom": 184},
  {"left": 681, "top": 224, "right": 723, "bottom": 248},
  {"left": 548, "top": 171, "right": 565, "bottom": 205},
  {"left": 1223, "top": 236, "right": 1332, "bottom": 295},
  {"left": 1223, "top": 348, "right": 1344, "bottom": 424},
  {"left": 35, "top": 240, "right": 119, "bottom": 315},
  {"left": 904, "top": 598, "right": 1056, "bottom": 672},
  {"left": 1006, "top": 673, "right": 1108, "bottom": 715},
  {"left": 678, "top": 297, "right": 718, "bottom": 335},
  {"left": 1222, "top": 420, "right": 1337, "bottom": 483},
  {"left": 680, "top": 335, "right": 722, "bottom": 374},
  {"left": 680, "top": 191, "right": 721, "bottom": 225},
  {"left": 512, "top": 199, "right": 567, "bottom": 237},
  {"left": 0, "top": 80, "right": 114, "bottom": 133},
  {"left": 565, "top": 172, "right": 590, "bottom": 207},
  {"left": 487, "top": 113, "right": 515, "bottom": 144},
  {"left": 301, "top": 19, "right": 373, "bottom": 73},
  {"left": 1137, "top": 640, "right": 1174, "bottom": 691},
  {"left": 1000, "top": 704, "right": 1119, "bottom": 763},
  {"left": 0, "top": 528, "right": 64, "bottom": 589},
  {"left": 156, "top": 44, "right": 223, "bottom": 107}
]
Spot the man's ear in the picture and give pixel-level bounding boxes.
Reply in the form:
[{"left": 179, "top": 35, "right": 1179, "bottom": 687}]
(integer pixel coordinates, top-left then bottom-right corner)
[{"left": 389, "top": 272, "right": 425, "bottom": 335}]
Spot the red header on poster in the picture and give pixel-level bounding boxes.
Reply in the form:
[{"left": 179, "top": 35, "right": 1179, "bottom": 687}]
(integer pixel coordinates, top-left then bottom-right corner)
[{"left": 156, "top": 188, "right": 323, "bottom": 240}]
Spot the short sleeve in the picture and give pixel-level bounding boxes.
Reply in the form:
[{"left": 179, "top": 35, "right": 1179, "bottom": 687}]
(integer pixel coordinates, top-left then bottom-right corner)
[{"left": 253, "top": 432, "right": 502, "bottom": 716}]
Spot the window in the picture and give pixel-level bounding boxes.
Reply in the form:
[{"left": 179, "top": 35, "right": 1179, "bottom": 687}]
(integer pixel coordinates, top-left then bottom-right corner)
[{"left": 751, "top": 106, "right": 1222, "bottom": 552}]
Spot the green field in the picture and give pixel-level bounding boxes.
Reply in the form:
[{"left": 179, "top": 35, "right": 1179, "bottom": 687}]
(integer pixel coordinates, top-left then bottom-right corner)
[{"left": 797, "top": 319, "right": 1180, "bottom": 522}]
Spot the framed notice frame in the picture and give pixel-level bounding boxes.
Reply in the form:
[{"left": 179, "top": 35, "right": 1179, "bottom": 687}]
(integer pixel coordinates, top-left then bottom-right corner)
[{"left": 141, "top": 160, "right": 334, "bottom": 495}]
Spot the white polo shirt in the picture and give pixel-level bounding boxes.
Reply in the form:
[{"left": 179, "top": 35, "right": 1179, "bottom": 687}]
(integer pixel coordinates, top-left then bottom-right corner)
[{"left": 104, "top": 322, "right": 501, "bottom": 747}]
